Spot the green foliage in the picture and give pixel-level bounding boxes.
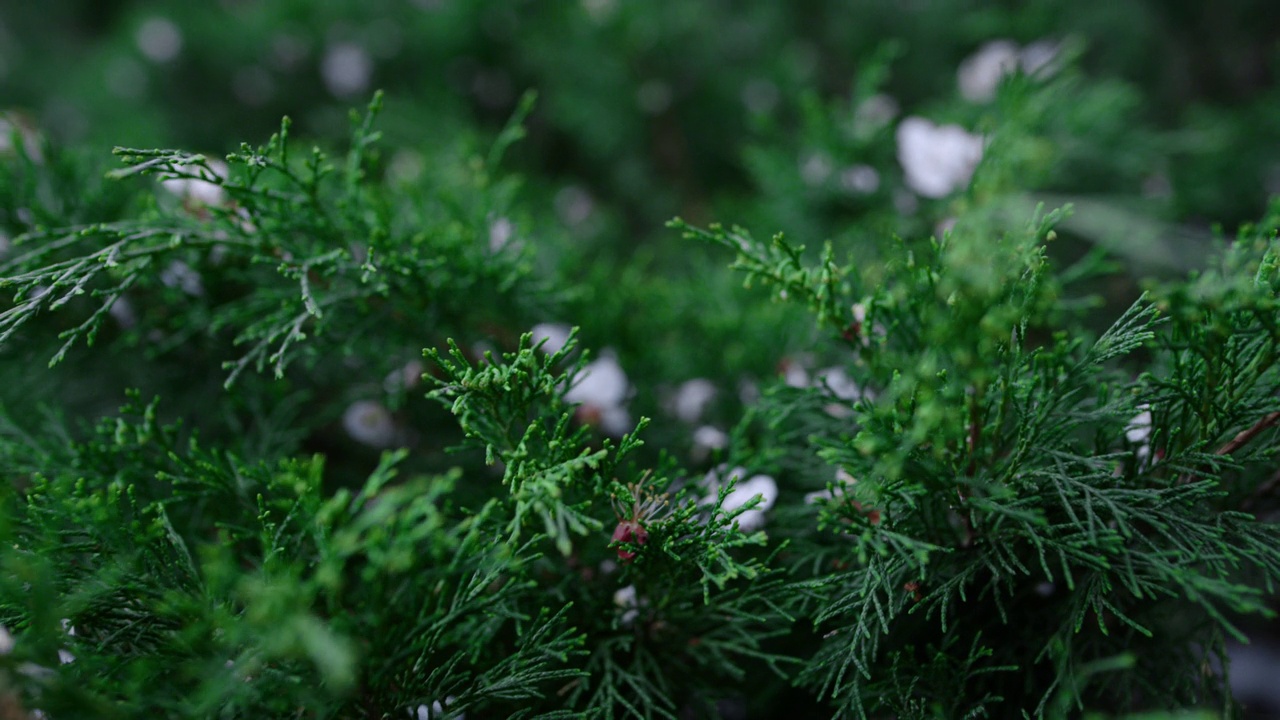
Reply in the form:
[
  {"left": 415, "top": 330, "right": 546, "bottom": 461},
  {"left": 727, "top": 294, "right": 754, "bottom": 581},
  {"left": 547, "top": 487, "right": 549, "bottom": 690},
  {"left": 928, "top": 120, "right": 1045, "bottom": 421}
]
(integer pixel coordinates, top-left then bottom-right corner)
[
  {"left": 3, "top": 6, "right": 1280, "bottom": 719},
  {"left": 1, "top": 93, "right": 551, "bottom": 389},
  {"left": 0, "top": 391, "right": 585, "bottom": 717},
  {"left": 680, "top": 198, "right": 1280, "bottom": 716}
]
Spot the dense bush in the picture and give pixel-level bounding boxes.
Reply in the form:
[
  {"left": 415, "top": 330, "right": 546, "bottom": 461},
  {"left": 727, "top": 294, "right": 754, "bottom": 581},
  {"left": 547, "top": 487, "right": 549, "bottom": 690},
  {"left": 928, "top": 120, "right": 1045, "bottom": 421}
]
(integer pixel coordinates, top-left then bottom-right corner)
[{"left": 2, "top": 2, "right": 1280, "bottom": 717}]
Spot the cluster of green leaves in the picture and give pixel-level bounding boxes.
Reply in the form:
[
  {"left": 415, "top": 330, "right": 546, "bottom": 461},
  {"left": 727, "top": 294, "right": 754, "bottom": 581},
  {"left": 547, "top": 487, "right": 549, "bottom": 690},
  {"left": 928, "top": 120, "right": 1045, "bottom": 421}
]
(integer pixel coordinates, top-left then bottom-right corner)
[
  {"left": 1, "top": 92, "right": 549, "bottom": 387},
  {"left": 0, "top": 93, "right": 568, "bottom": 489},
  {"left": 424, "top": 330, "right": 796, "bottom": 717},
  {"left": 0, "top": 390, "right": 586, "bottom": 718},
  {"left": 0, "top": 339, "right": 798, "bottom": 717},
  {"left": 0, "top": 94, "right": 817, "bottom": 718},
  {"left": 681, "top": 196, "right": 1280, "bottom": 716}
]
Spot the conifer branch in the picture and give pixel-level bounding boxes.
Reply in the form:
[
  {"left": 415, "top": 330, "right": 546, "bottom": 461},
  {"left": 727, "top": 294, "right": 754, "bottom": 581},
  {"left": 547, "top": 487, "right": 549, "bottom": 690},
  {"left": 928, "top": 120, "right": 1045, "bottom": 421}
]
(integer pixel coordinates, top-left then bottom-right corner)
[{"left": 1177, "top": 400, "right": 1280, "bottom": 485}]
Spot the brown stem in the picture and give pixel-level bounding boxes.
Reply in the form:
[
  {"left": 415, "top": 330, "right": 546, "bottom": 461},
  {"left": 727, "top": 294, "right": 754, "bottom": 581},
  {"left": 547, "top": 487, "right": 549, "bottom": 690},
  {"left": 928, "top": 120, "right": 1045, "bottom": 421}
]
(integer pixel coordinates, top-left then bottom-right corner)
[
  {"left": 1178, "top": 410, "right": 1280, "bottom": 485},
  {"left": 1214, "top": 411, "right": 1280, "bottom": 457}
]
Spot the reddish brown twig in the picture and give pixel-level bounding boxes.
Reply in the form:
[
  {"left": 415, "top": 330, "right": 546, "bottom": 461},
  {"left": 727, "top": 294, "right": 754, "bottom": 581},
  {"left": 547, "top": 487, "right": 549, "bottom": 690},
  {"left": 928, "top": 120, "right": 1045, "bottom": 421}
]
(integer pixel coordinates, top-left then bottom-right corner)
[
  {"left": 1178, "top": 411, "right": 1280, "bottom": 485},
  {"left": 1216, "top": 411, "right": 1280, "bottom": 457}
]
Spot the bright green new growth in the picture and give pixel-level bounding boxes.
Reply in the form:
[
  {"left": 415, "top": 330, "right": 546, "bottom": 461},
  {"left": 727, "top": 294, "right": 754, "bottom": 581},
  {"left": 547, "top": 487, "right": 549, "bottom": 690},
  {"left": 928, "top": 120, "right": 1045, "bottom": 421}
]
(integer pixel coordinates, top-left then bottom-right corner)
[{"left": 2, "top": 85, "right": 1280, "bottom": 719}]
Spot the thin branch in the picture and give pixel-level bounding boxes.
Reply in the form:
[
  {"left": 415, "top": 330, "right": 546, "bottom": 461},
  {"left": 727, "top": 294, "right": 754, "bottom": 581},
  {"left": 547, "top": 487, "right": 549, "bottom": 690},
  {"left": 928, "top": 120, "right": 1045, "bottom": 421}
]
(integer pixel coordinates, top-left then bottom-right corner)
[
  {"left": 1179, "top": 411, "right": 1280, "bottom": 485},
  {"left": 1214, "top": 411, "right": 1280, "bottom": 457}
]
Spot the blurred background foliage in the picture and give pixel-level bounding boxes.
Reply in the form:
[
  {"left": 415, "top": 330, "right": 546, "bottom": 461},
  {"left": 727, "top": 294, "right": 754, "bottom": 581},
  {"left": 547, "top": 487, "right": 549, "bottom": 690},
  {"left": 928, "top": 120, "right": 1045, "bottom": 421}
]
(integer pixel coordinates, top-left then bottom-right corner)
[{"left": 5, "top": 0, "right": 1279, "bottom": 231}]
